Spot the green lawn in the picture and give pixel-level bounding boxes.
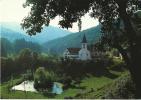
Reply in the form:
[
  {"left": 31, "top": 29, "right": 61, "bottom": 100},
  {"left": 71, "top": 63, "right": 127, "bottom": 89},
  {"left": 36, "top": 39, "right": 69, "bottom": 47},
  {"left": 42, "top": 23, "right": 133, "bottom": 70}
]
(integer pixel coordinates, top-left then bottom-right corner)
[
  {"left": 1, "top": 70, "right": 125, "bottom": 99},
  {"left": 76, "top": 71, "right": 130, "bottom": 99},
  {"left": 55, "top": 76, "right": 113, "bottom": 99}
]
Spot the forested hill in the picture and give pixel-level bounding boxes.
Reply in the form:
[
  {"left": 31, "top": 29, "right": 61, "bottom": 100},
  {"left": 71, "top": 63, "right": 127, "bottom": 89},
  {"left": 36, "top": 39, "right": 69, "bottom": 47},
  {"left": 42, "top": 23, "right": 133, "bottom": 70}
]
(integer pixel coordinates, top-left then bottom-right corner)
[
  {"left": 0, "top": 27, "right": 36, "bottom": 42},
  {"left": 43, "top": 25, "right": 102, "bottom": 54},
  {"left": 0, "top": 22, "right": 71, "bottom": 44}
]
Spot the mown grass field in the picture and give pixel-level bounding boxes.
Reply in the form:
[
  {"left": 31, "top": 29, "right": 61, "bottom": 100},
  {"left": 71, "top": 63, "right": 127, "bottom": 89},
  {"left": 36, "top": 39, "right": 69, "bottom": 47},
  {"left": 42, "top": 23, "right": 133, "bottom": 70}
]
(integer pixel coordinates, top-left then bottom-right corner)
[
  {"left": 76, "top": 71, "right": 132, "bottom": 99},
  {"left": 1, "top": 70, "right": 125, "bottom": 99}
]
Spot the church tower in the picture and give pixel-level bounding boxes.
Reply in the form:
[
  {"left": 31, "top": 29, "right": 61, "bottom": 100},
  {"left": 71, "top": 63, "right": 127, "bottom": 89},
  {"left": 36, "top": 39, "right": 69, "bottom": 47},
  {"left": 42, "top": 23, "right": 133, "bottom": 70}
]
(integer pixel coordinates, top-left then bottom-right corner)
[
  {"left": 81, "top": 34, "right": 87, "bottom": 49},
  {"left": 79, "top": 34, "right": 91, "bottom": 60}
]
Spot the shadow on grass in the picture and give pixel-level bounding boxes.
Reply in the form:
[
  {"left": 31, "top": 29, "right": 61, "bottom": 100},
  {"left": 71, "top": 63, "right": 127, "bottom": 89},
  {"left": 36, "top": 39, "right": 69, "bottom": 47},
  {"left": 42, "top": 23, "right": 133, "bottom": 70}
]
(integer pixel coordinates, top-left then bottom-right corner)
[
  {"left": 69, "top": 84, "right": 86, "bottom": 90},
  {"left": 42, "top": 92, "right": 56, "bottom": 98},
  {"left": 84, "top": 68, "right": 119, "bottom": 79},
  {"left": 103, "top": 70, "right": 119, "bottom": 79},
  {"left": 60, "top": 60, "right": 122, "bottom": 82},
  {"left": 110, "top": 65, "right": 126, "bottom": 72}
]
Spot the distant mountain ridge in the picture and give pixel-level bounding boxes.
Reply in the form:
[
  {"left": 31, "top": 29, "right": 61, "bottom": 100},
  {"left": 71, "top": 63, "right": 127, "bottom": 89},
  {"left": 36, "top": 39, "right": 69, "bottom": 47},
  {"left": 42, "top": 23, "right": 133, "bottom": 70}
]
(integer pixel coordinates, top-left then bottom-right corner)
[
  {"left": 0, "top": 22, "right": 71, "bottom": 44},
  {"left": 43, "top": 25, "right": 102, "bottom": 54},
  {"left": 0, "top": 26, "right": 36, "bottom": 42},
  {"left": 0, "top": 22, "right": 102, "bottom": 55}
]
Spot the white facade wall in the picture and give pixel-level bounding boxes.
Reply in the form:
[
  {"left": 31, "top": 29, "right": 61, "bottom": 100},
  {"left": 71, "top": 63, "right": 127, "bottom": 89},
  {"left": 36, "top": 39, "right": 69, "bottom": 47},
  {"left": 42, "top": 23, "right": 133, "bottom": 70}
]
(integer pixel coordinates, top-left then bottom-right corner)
[{"left": 78, "top": 49, "right": 91, "bottom": 60}]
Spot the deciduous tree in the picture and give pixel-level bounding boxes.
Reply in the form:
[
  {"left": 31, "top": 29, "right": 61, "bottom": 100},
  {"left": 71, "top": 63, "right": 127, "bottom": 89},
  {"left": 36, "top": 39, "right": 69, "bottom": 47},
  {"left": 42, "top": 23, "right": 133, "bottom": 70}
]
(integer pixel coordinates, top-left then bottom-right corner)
[{"left": 22, "top": 0, "right": 141, "bottom": 98}]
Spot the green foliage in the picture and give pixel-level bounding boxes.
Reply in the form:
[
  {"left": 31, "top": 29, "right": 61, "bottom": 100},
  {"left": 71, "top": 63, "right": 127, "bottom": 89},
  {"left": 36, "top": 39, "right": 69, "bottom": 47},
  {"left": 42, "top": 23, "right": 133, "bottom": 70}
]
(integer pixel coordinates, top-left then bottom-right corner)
[
  {"left": 22, "top": 0, "right": 140, "bottom": 35},
  {"left": 34, "top": 67, "right": 47, "bottom": 90},
  {"left": 23, "top": 70, "right": 33, "bottom": 80},
  {"left": 0, "top": 38, "right": 13, "bottom": 57},
  {"left": 34, "top": 67, "right": 58, "bottom": 90},
  {"left": 0, "top": 37, "right": 41, "bottom": 56},
  {"left": 45, "top": 71, "right": 58, "bottom": 82},
  {"left": 14, "top": 39, "right": 41, "bottom": 53},
  {"left": 59, "top": 76, "right": 72, "bottom": 89},
  {"left": 37, "top": 53, "right": 60, "bottom": 71},
  {"left": 73, "top": 72, "right": 135, "bottom": 99},
  {"left": 1, "top": 57, "right": 16, "bottom": 82},
  {"left": 1, "top": 47, "right": 60, "bottom": 82},
  {"left": 0, "top": 71, "right": 123, "bottom": 99},
  {"left": 59, "top": 57, "right": 114, "bottom": 80},
  {"left": 18, "top": 48, "right": 33, "bottom": 70},
  {"left": 104, "top": 73, "right": 135, "bottom": 99},
  {"left": 1, "top": 49, "right": 40, "bottom": 82},
  {"left": 1, "top": 58, "right": 127, "bottom": 99}
]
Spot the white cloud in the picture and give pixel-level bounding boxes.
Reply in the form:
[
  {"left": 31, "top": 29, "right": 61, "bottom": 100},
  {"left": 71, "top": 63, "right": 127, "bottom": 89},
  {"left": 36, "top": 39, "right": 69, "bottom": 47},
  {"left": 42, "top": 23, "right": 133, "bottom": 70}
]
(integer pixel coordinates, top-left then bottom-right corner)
[{"left": 0, "top": 0, "right": 99, "bottom": 32}]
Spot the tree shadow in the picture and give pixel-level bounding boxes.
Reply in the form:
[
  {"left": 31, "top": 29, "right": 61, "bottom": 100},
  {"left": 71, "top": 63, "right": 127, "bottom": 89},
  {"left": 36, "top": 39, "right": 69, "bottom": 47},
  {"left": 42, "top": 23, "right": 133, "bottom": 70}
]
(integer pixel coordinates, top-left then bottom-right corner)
[
  {"left": 69, "top": 84, "right": 86, "bottom": 90},
  {"left": 110, "top": 65, "right": 126, "bottom": 72},
  {"left": 60, "top": 60, "right": 123, "bottom": 86},
  {"left": 103, "top": 70, "right": 119, "bottom": 79},
  {"left": 42, "top": 92, "right": 56, "bottom": 98},
  {"left": 84, "top": 66, "right": 119, "bottom": 79}
]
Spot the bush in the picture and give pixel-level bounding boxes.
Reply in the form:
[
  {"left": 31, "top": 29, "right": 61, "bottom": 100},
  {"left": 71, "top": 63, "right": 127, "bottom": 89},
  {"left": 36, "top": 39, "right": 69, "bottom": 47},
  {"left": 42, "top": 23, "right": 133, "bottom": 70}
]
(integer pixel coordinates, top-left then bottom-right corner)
[
  {"left": 34, "top": 67, "right": 47, "bottom": 90},
  {"left": 59, "top": 75, "right": 72, "bottom": 89},
  {"left": 23, "top": 70, "right": 33, "bottom": 81},
  {"left": 104, "top": 73, "right": 135, "bottom": 99},
  {"left": 34, "top": 67, "right": 58, "bottom": 91},
  {"left": 59, "top": 59, "right": 112, "bottom": 79},
  {"left": 1, "top": 57, "right": 17, "bottom": 82},
  {"left": 18, "top": 48, "right": 32, "bottom": 70}
]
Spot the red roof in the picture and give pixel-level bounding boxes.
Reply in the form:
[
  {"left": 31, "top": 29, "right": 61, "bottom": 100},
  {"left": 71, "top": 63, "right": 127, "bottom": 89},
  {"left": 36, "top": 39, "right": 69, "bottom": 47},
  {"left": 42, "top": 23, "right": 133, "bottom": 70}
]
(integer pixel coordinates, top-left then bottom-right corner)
[{"left": 67, "top": 48, "right": 80, "bottom": 55}]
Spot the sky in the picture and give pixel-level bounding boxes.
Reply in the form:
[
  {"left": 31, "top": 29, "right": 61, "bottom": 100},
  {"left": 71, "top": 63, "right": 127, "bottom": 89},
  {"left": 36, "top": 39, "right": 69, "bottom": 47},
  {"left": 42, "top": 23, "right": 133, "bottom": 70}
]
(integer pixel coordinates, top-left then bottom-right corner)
[{"left": 0, "top": 0, "right": 99, "bottom": 32}]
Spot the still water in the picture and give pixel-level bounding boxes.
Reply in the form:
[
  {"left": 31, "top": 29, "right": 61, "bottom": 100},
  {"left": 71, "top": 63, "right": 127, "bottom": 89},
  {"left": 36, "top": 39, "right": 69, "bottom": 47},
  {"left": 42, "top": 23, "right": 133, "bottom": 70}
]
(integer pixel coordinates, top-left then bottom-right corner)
[{"left": 11, "top": 81, "right": 63, "bottom": 94}]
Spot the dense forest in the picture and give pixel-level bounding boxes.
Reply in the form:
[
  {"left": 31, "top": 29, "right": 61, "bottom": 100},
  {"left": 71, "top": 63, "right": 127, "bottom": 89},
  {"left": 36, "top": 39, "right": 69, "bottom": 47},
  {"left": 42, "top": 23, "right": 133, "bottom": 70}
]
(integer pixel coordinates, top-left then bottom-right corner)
[{"left": 0, "top": 38, "right": 41, "bottom": 57}]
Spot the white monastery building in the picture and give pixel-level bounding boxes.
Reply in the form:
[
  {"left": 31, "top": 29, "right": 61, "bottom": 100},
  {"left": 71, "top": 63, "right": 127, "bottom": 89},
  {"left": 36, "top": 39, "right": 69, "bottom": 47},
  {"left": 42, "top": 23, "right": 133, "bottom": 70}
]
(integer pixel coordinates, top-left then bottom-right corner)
[{"left": 63, "top": 34, "right": 91, "bottom": 61}]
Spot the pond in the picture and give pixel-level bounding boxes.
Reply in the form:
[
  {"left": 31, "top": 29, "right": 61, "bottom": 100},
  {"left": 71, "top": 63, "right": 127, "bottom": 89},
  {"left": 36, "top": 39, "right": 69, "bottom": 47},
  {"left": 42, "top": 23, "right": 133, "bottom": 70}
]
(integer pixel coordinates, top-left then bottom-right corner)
[
  {"left": 52, "top": 82, "right": 63, "bottom": 94},
  {"left": 11, "top": 81, "right": 38, "bottom": 92},
  {"left": 11, "top": 81, "right": 63, "bottom": 94}
]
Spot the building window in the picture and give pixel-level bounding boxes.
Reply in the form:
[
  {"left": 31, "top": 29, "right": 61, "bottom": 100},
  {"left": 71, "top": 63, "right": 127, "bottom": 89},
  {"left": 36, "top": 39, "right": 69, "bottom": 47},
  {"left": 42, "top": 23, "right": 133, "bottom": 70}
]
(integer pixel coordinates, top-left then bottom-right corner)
[{"left": 83, "top": 44, "right": 85, "bottom": 48}]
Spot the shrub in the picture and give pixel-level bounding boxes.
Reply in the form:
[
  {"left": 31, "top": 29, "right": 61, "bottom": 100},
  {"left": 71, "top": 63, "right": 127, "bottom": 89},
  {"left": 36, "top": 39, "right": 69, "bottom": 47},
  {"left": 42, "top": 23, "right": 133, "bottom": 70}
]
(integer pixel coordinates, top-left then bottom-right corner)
[
  {"left": 34, "top": 67, "right": 47, "bottom": 90},
  {"left": 59, "top": 75, "right": 72, "bottom": 89},
  {"left": 104, "top": 73, "right": 135, "bottom": 99},
  {"left": 23, "top": 70, "right": 33, "bottom": 81},
  {"left": 34, "top": 67, "right": 58, "bottom": 91},
  {"left": 1, "top": 57, "right": 17, "bottom": 82},
  {"left": 18, "top": 48, "right": 32, "bottom": 70}
]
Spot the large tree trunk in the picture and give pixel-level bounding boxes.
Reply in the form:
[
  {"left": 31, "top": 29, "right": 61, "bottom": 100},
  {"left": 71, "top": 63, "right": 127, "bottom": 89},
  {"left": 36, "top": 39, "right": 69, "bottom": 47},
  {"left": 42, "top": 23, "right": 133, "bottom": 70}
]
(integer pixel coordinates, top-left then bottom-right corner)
[
  {"left": 117, "top": 1, "right": 141, "bottom": 98},
  {"left": 130, "top": 45, "right": 141, "bottom": 98},
  {"left": 116, "top": 37, "right": 141, "bottom": 99}
]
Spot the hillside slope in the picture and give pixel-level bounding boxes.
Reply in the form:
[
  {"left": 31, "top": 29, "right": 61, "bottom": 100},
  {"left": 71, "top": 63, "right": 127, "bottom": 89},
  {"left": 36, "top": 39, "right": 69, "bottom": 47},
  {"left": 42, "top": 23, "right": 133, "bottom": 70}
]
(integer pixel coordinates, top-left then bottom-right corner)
[
  {"left": 0, "top": 22, "right": 71, "bottom": 43},
  {"left": 43, "top": 25, "right": 101, "bottom": 54},
  {"left": 75, "top": 72, "right": 135, "bottom": 99},
  {"left": 0, "top": 27, "right": 36, "bottom": 42}
]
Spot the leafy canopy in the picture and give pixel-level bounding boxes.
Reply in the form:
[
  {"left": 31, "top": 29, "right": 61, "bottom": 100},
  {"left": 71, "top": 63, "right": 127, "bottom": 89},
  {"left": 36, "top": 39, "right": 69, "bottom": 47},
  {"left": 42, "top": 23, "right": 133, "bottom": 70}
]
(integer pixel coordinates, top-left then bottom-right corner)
[
  {"left": 21, "top": 0, "right": 141, "bottom": 56},
  {"left": 20, "top": 0, "right": 118, "bottom": 34},
  {"left": 22, "top": 0, "right": 140, "bottom": 35}
]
